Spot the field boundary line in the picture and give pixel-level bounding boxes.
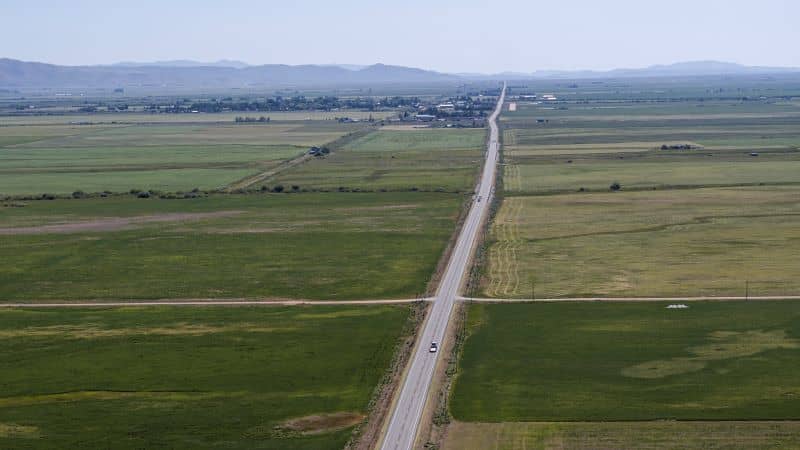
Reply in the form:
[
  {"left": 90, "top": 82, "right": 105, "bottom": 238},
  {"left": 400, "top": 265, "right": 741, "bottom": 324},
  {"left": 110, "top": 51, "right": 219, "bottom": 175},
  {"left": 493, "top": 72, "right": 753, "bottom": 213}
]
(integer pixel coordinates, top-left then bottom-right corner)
[
  {"left": 225, "top": 150, "right": 311, "bottom": 191},
  {"left": 0, "top": 298, "right": 433, "bottom": 308},
  {"left": 459, "top": 296, "right": 800, "bottom": 303},
  {"left": 226, "top": 126, "right": 376, "bottom": 191}
]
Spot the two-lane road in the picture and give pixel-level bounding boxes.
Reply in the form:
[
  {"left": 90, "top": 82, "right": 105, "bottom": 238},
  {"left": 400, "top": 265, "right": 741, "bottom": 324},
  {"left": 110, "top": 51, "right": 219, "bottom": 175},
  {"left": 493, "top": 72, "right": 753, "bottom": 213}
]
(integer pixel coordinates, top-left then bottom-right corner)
[{"left": 380, "top": 83, "right": 506, "bottom": 450}]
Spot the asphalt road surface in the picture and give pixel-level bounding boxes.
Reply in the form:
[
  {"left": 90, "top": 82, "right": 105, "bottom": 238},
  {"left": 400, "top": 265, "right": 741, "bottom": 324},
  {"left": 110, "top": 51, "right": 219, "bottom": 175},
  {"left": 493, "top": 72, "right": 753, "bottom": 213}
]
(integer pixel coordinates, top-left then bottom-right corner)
[{"left": 380, "top": 84, "right": 506, "bottom": 450}]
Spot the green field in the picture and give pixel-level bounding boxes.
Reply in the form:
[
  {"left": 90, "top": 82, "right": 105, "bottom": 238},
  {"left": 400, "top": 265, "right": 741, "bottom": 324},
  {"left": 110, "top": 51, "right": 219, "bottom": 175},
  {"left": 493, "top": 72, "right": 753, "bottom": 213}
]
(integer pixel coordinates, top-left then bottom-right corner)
[
  {"left": 485, "top": 186, "right": 800, "bottom": 298},
  {"left": 0, "top": 120, "right": 360, "bottom": 195},
  {"left": 0, "top": 111, "right": 394, "bottom": 125},
  {"left": 0, "top": 305, "right": 409, "bottom": 449},
  {"left": 483, "top": 89, "right": 800, "bottom": 299},
  {"left": 451, "top": 301, "right": 800, "bottom": 422},
  {"left": 501, "top": 105, "right": 800, "bottom": 194},
  {"left": 503, "top": 153, "right": 800, "bottom": 194},
  {"left": 0, "top": 192, "right": 462, "bottom": 301},
  {"left": 271, "top": 128, "right": 485, "bottom": 192}
]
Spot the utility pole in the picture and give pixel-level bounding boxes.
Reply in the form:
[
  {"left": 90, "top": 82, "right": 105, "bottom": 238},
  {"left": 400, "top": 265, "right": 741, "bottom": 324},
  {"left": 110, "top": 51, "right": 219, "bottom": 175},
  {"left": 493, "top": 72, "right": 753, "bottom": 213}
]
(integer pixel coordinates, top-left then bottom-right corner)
[
  {"left": 531, "top": 275, "right": 535, "bottom": 301},
  {"left": 745, "top": 281, "right": 749, "bottom": 301}
]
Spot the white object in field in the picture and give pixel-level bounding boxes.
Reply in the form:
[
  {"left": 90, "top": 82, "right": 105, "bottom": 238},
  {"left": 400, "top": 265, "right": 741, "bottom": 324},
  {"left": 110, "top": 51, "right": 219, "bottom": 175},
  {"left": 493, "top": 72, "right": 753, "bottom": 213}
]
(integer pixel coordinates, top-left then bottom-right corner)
[{"left": 666, "top": 304, "right": 689, "bottom": 309}]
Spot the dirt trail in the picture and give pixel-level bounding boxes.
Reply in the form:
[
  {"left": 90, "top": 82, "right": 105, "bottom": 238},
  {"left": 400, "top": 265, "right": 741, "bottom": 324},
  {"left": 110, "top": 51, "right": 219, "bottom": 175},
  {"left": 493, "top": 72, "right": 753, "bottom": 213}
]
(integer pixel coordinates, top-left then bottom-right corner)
[
  {"left": 0, "top": 298, "right": 431, "bottom": 308},
  {"left": 226, "top": 153, "right": 311, "bottom": 191}
]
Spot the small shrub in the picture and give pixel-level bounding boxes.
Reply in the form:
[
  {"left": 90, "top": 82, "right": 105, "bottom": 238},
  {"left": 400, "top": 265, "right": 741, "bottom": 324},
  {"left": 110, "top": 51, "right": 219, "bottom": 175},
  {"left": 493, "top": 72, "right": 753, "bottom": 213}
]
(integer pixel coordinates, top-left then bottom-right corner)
[
  {"left": 610, "top": 182, "right": 621, "bottom": 191},
  {"left": 137, "top": 191, "right": 151, "bottom": 198},
  {"left": 71, "top": 190, "right": 86, "bottom": 199},
  {"left": 272, "top": 185, "right": 284, "bottom": 193}
]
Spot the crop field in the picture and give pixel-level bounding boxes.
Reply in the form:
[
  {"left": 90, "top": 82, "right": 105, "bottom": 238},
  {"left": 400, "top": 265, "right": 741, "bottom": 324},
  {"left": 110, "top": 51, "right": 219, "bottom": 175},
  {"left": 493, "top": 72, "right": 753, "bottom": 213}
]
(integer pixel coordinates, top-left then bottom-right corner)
[
  {"left": 485, "top": 186, "right": 800, "bottom": 298},
  {"left": 503, "top": 151, "right": 800, "bottom": 194},
  {"left": 501, "top": 106, "right": 800, "bottom": 194},
  {"left": 0, "top": 305, "right": 409, "bottom": 449},
  {"left": 0, "top": 192, "right": 462, "bottom": 301},
  {"left": 446, "top": 301, "right": 800, "bottom": 448},
  {"left": 445, "top": 421, "right": 800, "bottom": 450},
  {"left": 481, "top": 88, "right": 800, "bottom": 299},
  {"left": 271, "top": 128, "right": 486, "bottom": 192},
  {"left": 0, "top": 119, "right": 361, "bottom": 195},
  {"left": 452, "top": 302, "right": 800, "bottom": 421},
  {"left": 0, "top": 110, "right": 394, "bottom": 125}
]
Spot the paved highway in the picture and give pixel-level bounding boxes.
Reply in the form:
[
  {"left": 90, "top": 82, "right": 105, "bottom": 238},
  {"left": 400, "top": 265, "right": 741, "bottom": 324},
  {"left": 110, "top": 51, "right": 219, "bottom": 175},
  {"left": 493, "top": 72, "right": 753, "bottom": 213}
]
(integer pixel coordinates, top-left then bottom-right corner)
[{"left": 380, "top": 83, "right": 506, "bottom": 450}]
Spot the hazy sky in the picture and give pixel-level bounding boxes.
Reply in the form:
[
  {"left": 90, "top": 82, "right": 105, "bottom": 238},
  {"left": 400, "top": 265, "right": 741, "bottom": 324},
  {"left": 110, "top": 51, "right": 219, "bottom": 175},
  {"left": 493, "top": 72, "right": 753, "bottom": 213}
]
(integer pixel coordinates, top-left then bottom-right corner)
[{"left": 2, "top": 0, "right": 798, "bottom": 73}]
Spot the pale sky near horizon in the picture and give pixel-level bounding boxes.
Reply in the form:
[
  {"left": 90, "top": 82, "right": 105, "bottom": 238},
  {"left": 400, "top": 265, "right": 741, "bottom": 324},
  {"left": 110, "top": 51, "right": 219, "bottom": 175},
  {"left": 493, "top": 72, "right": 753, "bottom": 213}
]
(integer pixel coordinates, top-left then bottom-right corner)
[{"left": 2, "top": 0, "right": 798, "bottom": 73}]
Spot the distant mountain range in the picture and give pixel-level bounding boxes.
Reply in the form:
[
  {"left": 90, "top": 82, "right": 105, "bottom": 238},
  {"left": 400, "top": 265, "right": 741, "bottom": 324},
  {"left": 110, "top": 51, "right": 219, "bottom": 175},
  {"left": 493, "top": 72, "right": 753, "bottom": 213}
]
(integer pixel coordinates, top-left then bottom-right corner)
[
  {"left": 1, "top": 59, "right": 798, "bottom": 89},
  {"left": 110, "top": 59, "right": 251, "bottom": 69},
  {"left": 0, "top": 59, "right": 457, "bottom": 89},
  {"left": 486, "top": 61, "right": 800, "bottom": 79}
]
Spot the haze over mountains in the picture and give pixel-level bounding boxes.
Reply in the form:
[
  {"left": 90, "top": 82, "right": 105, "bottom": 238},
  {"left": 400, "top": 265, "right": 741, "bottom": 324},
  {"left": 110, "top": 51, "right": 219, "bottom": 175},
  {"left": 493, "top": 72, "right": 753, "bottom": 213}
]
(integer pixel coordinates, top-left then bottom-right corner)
[
  {"left": 1, "top": 58, "right": 798, "bottom": 89},
  {"left": 111, "top": 60, "right": 251, "bottom": 69}
]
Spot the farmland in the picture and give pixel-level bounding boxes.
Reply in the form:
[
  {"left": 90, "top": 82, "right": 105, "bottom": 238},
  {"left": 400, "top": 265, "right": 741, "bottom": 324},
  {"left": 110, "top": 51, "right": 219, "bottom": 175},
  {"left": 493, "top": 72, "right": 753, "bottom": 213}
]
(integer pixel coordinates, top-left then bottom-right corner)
[
  {"left": 271, "top": 128, "right": 486, "bottom": 192},
  {"left": 0, "top": 304, "right": 410, "bottom": 449},
  {"left": 0, "top": 118, "right": 362, "bottom": 195},
  {"left": 447, "top": 79, "right": 800, "bottom": 449},
  {"left": 445, "top": 421, "right": 800, "bottom": 450},
  {"left": 0, "top": 110, "right": 394, "bottom": 125},
  {"left": 0, "top": 192, "right": 463, "bottom": 302},
  {"left": 0, "top": 88, "right": 491, "bottom": 449},
  {"left": 452, "top": 302, "right": 800, "bottom": 421},
  {"left": 446, "top": 301, "right": 800, "bottom": 447},
  {"left": 485, "top": 186, "right": 800, "bottom": 298},
  {"left": 480, "top": 86, "right": 800, "bottom": 299}
]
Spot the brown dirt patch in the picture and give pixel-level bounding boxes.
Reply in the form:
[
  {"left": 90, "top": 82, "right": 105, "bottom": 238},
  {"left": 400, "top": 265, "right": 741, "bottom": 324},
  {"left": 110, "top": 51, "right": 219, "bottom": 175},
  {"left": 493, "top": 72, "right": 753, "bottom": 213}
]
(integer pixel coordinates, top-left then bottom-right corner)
[
  {"left": 622, "top": 329, "right": 800, "bottom": 379},
  {"left": 0, "top": 211, "right": 243, "bottom": 235},
  {"left": 281, "top": 412, "right": 365, "bottom": 435}
]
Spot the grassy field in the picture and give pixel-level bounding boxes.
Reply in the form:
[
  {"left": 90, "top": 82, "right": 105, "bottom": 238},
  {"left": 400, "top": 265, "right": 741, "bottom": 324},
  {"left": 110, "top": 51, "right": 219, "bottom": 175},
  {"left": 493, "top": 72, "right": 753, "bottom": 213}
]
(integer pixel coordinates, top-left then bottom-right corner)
[
  {"left": 445, "top": 421, "right": 800, "bottom": 450},
  {"left": 0, "top": 120, "right": 360, "bottom": 195},
  {"left": 501, "top": 97, "right": 800, "bottom": 195},
  {"left": 0, "top": 305, "right": 409, "bottom": 449},
  {"left": 451, "top": 301, "right": 800, "bottom": 422},
  {"left": 482, "top": 88, "right": 800, "bottom": 299},
  {"left": 484, "top": 186, "right": 800, "bottom": 298},
  {"left": 0, "top": 192, "right": 463, "bottom": 301},
  {"left": 271, "top": 128, "right": 485, "bottom": 192},
  {"left": 503, "top": 153, "right": 800, "bottom": 194},
  {"left": 0, "top": 111, "right": 394, "bottom": 124}
]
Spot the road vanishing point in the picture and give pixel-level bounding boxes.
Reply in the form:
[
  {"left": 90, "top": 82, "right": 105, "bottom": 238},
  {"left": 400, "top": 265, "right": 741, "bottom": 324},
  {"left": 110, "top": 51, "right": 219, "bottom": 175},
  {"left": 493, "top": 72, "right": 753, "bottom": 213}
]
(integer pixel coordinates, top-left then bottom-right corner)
[{"left": 380, "top": 83, "right": 506, "bottom": 450}]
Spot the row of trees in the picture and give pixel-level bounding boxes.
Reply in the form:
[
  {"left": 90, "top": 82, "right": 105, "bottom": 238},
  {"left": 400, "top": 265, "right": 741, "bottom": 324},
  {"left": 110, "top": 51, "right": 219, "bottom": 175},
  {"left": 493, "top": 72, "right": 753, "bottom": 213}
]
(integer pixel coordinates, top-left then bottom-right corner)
[
  {"left": 144, "top": 95, "right": 422, "bottom": 113},
  {"left": 234, "top": 116, "right": 270, "bottom": 123}
]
